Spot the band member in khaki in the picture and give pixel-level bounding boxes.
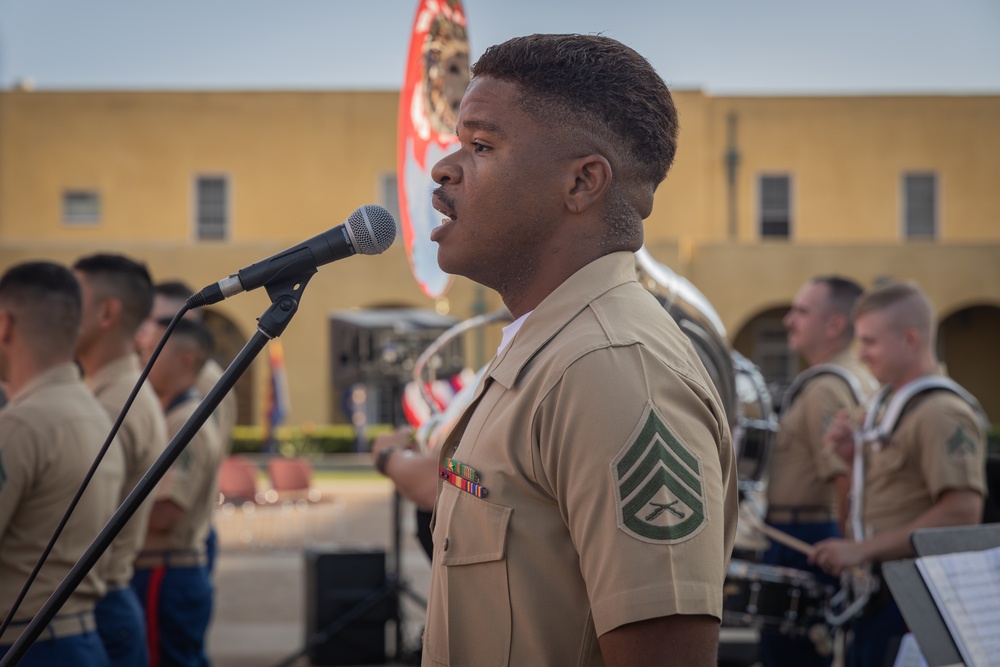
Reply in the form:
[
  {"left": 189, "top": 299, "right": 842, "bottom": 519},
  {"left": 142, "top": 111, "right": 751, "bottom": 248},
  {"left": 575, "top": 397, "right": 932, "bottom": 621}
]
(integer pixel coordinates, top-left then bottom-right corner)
[
  {"left": 132, "top": 317, "right": 223, "bottom": 667},
  {"left": 0, "top": 261, "right": 125, "bottom": 667},
  {"left": 135, "top": 280, "right": 236, "bottom": 575},
  {"left": 811, "top": 281, "right": 986, "bottom": 667},
  {"left": 760, "top": 276, "right": 874, "bottom": 667},
  {"left": 74, "top": 253, "right": 169, "bottom": 667},
  {"left": 422, "top": 35, "right": 737, "bottom": 666}
]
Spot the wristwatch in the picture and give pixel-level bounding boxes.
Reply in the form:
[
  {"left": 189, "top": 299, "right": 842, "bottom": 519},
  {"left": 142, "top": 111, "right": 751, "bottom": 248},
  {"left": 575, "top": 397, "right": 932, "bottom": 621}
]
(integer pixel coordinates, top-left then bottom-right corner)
[{"left": 375, "top": 447, "right": 397, "bottom": 475}]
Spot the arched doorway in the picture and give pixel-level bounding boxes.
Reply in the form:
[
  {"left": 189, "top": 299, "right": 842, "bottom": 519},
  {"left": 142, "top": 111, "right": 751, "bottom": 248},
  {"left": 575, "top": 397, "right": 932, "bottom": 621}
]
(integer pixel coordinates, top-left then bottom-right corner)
[
  {"left": 732, "top": 306, "right": 795, "bottom": 408},
  {"left": 939, "top": 304, "right": 1000, "bottom": 425},
  {"left": 202, "top": 309, "right": 253, "bottom": 425}
]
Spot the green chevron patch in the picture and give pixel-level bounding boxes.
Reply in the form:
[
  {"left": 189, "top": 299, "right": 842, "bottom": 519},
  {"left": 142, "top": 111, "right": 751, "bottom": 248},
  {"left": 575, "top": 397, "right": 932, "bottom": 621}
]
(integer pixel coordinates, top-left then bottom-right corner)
[
  {"left": 612, "top": 403, "right": 707, "bottom": 544},
  {"left": 946, "top": 425, "right": 976, "bottom": 456}
]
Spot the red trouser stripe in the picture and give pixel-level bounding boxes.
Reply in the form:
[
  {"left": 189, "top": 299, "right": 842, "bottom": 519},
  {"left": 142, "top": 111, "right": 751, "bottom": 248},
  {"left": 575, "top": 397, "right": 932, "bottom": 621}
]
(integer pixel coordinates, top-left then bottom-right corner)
[{"left": 145, "top": 566, "right": 167, "bottom": 667}]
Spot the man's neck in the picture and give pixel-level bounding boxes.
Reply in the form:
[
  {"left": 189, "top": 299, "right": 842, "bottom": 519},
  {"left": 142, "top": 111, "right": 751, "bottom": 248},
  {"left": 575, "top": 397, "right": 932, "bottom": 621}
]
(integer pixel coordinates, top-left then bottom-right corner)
[
  {"left": 891, "top": 358, "right": 940, "bottom": 391},
  {"left": 78, "top": 334, "right": 135, "bottom": 379},
  {"left": 806, "top": 340, "right": 849, "bottom": 367},
  {"left": 5, "top": 355, "right": 71, "bottom": 399},
  {"left": 156, "top": 380, "right": 196, "bottom": 411}
]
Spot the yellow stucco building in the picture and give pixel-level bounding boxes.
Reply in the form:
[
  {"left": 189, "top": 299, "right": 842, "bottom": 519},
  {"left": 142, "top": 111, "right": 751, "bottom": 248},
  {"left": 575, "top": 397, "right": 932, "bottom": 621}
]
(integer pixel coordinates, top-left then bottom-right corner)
[{"left": 1, "top": 88, "right": 998, "bottom": 428}]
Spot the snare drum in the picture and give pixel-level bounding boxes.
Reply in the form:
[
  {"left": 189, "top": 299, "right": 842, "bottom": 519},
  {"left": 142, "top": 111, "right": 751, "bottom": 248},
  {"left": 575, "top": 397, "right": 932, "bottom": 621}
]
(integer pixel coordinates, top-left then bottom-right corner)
[{"left": 723, "top": 559, "right": 832, "bottom": 636}]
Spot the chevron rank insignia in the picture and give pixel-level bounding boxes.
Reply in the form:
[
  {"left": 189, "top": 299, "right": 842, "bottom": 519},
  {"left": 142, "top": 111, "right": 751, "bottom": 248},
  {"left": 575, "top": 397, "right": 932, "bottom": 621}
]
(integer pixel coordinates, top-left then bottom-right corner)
[
  {"left": 611, "top": 403, "right": 707, "bottom": 544},
  {"left": 946, "top": 425, "right": 977, "bottom": 456}
]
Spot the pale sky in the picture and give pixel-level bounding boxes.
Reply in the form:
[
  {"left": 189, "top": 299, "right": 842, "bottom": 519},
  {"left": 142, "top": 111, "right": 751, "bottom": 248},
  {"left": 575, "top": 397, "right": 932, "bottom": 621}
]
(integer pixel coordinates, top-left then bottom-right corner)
[{"left": 1, "top": 0, "right": 999, "bottom": 95}]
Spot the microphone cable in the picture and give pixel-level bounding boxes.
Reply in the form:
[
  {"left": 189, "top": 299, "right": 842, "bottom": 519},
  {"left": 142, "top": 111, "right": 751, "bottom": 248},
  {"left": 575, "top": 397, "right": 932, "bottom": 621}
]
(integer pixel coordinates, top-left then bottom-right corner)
[{"left": 0, "top": 304, "right": 190, "bottom": 637}]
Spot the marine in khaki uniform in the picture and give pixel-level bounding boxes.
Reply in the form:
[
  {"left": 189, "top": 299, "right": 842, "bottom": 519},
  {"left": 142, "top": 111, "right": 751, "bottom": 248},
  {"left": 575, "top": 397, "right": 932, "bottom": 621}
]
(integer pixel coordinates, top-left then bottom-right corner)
[
  {"left": 812, "top": 282, "right": 986, "bottom": 667},
  {"left": 136, "top": 280, "right": 237, "bottom": 450},
  {"left": 74, "top": 253, "right": 169, "bottom": 667},
  {"left": 0, "top": 261, "right": 124, "bottom": 667},
  {"left": 422, "top": 34, "right": 738, "bottom": 666},
  {"left": 132, "top": 318, "right": 223, "bottom": 667},
  {"left": 759, "top": 276, "right": 874, "bottom": 667},
  {"left": 135, "top": 279, "right": 237, "bottom": 574}
]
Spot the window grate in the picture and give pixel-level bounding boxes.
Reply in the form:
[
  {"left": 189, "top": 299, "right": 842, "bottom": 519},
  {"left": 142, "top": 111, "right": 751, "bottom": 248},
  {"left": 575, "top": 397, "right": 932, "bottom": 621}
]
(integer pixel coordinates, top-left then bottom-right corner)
[
  {"left": 759, "top": 175, "right": 790, "bottom": 239},
  {"left": 196, "top": 176, "right": 228, "bottom": 241},
  {"left": 63, "top": 190, "right": 100, "bottom": 224}
]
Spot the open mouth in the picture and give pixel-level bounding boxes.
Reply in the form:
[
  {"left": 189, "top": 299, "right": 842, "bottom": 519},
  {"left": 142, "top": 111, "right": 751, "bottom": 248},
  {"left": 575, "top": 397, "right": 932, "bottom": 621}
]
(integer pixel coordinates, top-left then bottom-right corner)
[{"left": 431, "top": 188, "right": 458, "bottom": 241}]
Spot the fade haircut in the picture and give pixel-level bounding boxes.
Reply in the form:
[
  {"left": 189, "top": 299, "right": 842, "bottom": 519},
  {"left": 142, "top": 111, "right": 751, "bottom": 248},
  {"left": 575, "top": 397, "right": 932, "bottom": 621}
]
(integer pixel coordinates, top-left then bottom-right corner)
[
  {"left": 472, "top": 34, "right": 679, "bottom": 249},
  {"left": 156, "top": 316, "right": 213, "bottom": 373},
  {"left": 154, "top": 281, "right": 195, "bottom": 301},
  {"left": 152, "top": 280, "right": 201, "bottom": 321},
  {"left": 853, "top": 281, "right": 935, "bottom": 344},
  {"left": 812, "top": 275, "right": 864, "bottom": 339},
  {"left": 73, "top": 253, "right": 154, "bottom": 334},
  {"left": 0, "top": 261, "right": 82, "bottom": 352}
]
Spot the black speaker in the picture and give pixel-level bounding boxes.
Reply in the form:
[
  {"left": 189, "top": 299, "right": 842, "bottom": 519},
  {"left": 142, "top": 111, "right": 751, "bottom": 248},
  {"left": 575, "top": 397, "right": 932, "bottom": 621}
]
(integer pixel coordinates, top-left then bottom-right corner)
[{"left": 305, "top": 547, "right": 393, "bottom": 665}]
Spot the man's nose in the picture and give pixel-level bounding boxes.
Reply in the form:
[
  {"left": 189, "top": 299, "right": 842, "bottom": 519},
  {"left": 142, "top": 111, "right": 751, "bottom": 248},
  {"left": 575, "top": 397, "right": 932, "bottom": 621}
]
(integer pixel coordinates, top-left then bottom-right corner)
[{"left": 431, "top": 152, "right": 461, "bottom": 185}]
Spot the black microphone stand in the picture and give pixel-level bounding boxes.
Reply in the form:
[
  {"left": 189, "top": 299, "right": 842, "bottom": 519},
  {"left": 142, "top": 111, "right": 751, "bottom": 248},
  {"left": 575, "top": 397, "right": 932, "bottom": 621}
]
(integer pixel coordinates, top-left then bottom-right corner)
[{"left": 0, "top": 274, "right": 310, "bottom": 666}]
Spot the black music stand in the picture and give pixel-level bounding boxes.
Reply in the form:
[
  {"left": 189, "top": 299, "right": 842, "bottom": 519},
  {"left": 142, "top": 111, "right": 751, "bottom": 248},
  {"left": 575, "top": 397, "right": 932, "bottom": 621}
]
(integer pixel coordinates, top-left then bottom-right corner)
[{"left": 881, "top": 524, "right": 1000, "bottom": 667}]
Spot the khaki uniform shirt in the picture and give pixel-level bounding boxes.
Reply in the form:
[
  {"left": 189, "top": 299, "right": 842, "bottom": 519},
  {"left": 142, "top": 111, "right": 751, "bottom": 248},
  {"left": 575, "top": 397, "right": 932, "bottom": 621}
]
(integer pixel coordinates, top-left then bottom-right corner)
[
  {"left": 767, "top": 351, "right": 874, "bottom": 511},
  {"left": 141, "top": 393, "right": 223, "bottom": 554},
  {"left": 0, "top": 364, "right": 124, "bottom": 623},
  {"left": 197, "top": 358, "right": 236, "bottom": 454},
  {"left": 87, "top": 354, "right": 169, "bottom": 585},
  {"left": 423, "top": 252, "right": 738, "bottom": 667},
  {"left": 864, "top": 385, "right": 986, "bottom": 536}
]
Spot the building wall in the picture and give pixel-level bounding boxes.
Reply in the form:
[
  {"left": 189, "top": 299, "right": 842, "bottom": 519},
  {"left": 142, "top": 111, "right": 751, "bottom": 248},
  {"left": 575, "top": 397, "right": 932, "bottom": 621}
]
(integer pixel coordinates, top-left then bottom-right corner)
[{"left": 2, "top": 89, "right": 998, "bottom": 426}]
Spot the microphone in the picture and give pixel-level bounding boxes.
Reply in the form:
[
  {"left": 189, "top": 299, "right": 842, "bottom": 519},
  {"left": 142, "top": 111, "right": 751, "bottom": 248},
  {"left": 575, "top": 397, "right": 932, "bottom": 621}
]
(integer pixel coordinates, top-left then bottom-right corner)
[{"left": 188, "top": 204, "right": 396, "bottom": 308}]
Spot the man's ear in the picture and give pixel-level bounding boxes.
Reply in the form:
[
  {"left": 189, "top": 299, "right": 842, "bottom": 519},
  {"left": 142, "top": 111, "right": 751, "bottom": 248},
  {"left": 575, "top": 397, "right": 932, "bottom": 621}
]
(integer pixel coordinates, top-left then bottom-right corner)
[
  {"left": 0, "top": 310, "right": 12, "bottom": 344},
  {"left": 565, "top": 154, "right": 612, "bottom": 214},
  {"left": 99, "top": 298, "right": 123, "bottom": 331},
  {"left": 825, "top": 312, "right": 847, "bottom": 340}
]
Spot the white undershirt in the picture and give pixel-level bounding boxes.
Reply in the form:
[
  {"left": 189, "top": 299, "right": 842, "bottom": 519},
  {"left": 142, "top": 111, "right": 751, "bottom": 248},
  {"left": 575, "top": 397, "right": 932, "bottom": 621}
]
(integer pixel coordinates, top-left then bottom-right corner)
[{"left": 497, "top": 311, "right": 532, "bottom": 356}]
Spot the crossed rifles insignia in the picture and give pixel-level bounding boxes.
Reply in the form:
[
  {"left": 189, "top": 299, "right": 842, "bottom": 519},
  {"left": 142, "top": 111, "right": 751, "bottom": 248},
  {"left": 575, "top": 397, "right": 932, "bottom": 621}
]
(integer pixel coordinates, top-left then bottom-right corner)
[{"left": 612, "top": 403, "right": 708, "bottom": 544}]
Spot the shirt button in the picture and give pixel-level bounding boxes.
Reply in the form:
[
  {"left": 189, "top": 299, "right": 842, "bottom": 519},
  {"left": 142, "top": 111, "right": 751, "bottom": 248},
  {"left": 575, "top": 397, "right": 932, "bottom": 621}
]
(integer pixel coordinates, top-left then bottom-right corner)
[{"left": 442, "top": 537, "right": 450, "bottom": 551}]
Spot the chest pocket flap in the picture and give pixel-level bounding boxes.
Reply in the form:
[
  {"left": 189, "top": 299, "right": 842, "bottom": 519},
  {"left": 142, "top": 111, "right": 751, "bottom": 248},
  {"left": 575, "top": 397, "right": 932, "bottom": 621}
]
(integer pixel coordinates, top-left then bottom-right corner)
[{"left": 439, "top": 484, "right": 513, "bottom": 567}]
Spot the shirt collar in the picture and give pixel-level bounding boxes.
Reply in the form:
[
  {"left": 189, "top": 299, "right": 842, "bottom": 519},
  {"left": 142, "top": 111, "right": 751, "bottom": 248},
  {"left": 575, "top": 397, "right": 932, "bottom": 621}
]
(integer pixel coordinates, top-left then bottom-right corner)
[
  {"left": 489, "top": 251, "right": 638, "bottom": 390},
  {"left": 8, "top": 362, "right": 82, "bottom": 405},
  {"left": 85, "top": 353, "right": 141, "bottom": 395}
]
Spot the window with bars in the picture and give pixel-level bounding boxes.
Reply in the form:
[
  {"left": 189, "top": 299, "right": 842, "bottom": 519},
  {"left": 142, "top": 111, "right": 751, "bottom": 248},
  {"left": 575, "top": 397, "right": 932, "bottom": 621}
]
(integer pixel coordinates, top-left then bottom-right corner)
[
  {"left": 62, "top": 190, "right": 101, "bottom": 224},
  {"left": 904, "top": 172, "right": 937, "bottom": 240},
  {"left": 754, "top": 318, "right": 797, "bottom": 406},
  {"left": 195, "top": 176, "right": 228, "bottom": 241},
  {"left": 759, "top": 174, "right": 791, "bottom": 239}
]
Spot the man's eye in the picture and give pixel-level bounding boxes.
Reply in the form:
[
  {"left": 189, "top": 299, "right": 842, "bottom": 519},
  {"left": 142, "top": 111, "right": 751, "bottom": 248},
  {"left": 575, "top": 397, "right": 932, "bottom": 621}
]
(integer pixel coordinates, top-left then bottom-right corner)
[{"left": 472, "top": 141, "right": 489, "bottom": 153}]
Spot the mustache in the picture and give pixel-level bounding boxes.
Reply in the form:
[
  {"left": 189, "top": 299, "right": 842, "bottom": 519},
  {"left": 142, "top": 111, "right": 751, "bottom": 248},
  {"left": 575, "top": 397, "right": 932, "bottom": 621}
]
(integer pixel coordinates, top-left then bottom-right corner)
[{"left": 432, "top": 186, "right": 456, "bottom": 213}]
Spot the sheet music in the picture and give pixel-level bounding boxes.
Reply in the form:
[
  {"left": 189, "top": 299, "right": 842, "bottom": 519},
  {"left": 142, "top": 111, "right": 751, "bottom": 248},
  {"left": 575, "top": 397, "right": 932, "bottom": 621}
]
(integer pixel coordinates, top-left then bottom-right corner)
[{"left": 916, "top": 545, "right": 1000, "bottom": 667}]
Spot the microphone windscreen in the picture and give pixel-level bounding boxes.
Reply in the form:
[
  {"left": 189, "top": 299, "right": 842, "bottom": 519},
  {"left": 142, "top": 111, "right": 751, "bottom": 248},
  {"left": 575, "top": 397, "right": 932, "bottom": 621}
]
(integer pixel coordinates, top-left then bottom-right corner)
[{"left": 349, "top": 205, "right": 397, "bottom": 255}]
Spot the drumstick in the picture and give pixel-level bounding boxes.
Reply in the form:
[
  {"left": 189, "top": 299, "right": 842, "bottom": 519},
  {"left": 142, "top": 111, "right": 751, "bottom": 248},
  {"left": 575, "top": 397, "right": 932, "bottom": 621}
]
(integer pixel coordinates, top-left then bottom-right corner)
[{"left": 739, "top": 507, "right": 816, "bottom": 557}]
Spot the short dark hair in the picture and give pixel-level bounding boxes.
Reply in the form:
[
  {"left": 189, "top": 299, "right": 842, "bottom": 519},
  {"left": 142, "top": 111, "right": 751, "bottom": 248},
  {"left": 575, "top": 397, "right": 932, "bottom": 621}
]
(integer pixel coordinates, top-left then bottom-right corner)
[
  {"left": 73, "top": 253, "right": 154, "bottom": 334},
  {"left": 812, "top": 275, "right": 864, "bottom": 338},
  {"left": 472, "top": 34, "right": 678, "bottom": 246},
  {"left": 156, "top": 316, "right": 214, "bottom": 372},
  {"left": 0, "top": 261, "right": 81, "bottom": 349},
  {"left": 154, "top": 280, "right": 195, "bottom": 301}
]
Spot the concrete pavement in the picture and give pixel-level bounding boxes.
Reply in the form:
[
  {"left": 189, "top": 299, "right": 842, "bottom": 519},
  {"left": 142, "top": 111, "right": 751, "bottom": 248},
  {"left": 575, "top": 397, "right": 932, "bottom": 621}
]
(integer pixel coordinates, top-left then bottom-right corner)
[{"left": 208, "top": 471, "right": 431, "bottom": 667}]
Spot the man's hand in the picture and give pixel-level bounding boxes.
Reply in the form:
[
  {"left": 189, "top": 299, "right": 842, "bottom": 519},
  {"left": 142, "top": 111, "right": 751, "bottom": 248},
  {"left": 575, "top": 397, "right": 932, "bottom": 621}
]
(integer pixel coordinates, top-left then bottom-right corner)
[
  {"left": 809, "top": 537, "right": 867, "bottom": 576},
  {"left": 823, "top": 409, "right": 857, "bottom": 466},
  {"left": 371, "top": 427, "right": 415, "bottom": 475}
]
